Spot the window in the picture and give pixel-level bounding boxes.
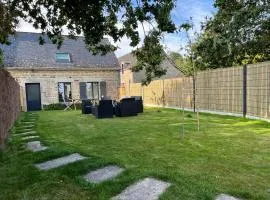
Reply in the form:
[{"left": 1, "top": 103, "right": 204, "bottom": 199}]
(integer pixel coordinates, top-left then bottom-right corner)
[
  {"left": 56, "top": 53, "right": 71, "bottom": 63},
  {"left": 87, "top": 82, "right": 100, "bottom": 99},
  {"left": 58, "top": 82, "right": 72, "bottom": 102},
  {"left": 80, "top": 82, "right": 106, "bottom": 100}
]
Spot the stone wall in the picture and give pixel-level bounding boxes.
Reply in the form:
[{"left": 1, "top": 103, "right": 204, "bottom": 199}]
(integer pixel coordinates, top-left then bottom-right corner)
[
  {"left": 0, "top": 69, "right": 21, "bottom": 149},
  {"left": 8, "top": 68, "right": 120, "bottom": 111}
]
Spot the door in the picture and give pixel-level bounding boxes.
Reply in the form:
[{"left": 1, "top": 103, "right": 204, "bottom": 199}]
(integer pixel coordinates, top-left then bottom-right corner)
[{"left": 26, "top": 83, "right": 41, "bottom": 111}]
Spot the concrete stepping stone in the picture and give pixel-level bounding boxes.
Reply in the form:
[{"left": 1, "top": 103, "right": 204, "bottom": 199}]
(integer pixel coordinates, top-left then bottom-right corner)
[
  {"left": 22, "top": 125, "right": 35, "bottom": 128},
  {"left": 35, "top": 153, "right": 87, "bottom": 171},
  {"left": 84, "top": 165, "right": 124, "bottom": 183},
  {"left": 26, "top": 141, "right": 48, "bottom": 152},
  {"left": 21, "top": 121, "right": 35, "bottom": 124},
  {"left": 15, "top": 128, "right": 33, "bottom": 133},
  {"left": 216, "top": 194, "right": 241, "bottom": 200},
  {"left": 112, "top": 178, "right": 171, "bottom": 200},
  {"left": 14, "top": 131, "right": 36, "bottom": 136},
  {"left": 21, "top": 135, "right": 39, "bottom": 141}
]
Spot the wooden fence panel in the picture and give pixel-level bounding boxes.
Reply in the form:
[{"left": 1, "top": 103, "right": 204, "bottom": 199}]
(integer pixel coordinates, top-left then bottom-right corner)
[
  {"left": 119, "top": 62, "right": 270, "bottom": 120},
  {"left": 247, "top": 62, "right": 269, "bottom": 118}
]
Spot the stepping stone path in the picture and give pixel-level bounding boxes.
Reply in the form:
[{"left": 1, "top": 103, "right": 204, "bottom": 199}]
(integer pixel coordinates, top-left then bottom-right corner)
[
  {"left": 15, "top": 128, "right": 34, "bottom": 133},
  {"left": 26, "top": 141, "right": 48, "bottom": 152},
  {"left": 112, "top": 178, "right": 171, "bottom": 200},
  {"left": 22, "top": 135, "right": 40, "bottom": 140},
  {"left": 35, "top": 153, "right": 87, "bottom": 171},
  {"left": 84, "top": 165, "right": 124, "bottom": 184},
  {"left": 14, "top": 131, "right": 37, "bottom": 136},
  {"left": 216, "top": 194, "right": 241, "bottom": 200},
  {"left": 21, "top": 125, "right": 35, "bottom": 128},
  {"left": 21, "top": 121, "right": 35, "bottom": 124}
]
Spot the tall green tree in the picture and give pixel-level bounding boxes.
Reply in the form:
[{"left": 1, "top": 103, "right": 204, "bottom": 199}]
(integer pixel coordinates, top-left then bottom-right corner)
[
  {"left": 169, "top": 52, "right": 194, "bottom": 76},
  {"left": 0, "top": 0, "right": 176, "bottom": 81},
  {"left": 193, "top": 0, "right": 270, "bottom": 68}
]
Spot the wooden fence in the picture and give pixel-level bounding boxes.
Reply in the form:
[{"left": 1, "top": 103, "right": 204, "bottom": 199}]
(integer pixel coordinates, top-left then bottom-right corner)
[
  {"left": 0, "top": 69, "right": 21, "bottom": 150},
  {"left": 119, "top": 62, "right": 270, "bottom": 120}
]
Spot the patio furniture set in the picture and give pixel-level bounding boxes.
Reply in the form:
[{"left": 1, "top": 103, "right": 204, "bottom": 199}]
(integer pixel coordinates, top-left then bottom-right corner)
[{"left": 81, "top": 96, "right": 143, "bottom": 118}]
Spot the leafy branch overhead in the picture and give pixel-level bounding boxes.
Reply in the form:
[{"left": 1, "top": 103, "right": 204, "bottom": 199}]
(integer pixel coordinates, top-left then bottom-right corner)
[{"left": 0, "top": 0, "right": 176, "bottom": 82}]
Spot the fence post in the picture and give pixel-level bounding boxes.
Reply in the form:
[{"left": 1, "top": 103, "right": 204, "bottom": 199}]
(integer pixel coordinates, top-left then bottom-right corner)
[
  {"left": 193, "top": 75, "right": 196, "bottom": 113},
  {"left": 162, "top": 79, "right": 165, "bottom": 107},
  {"left": 267, "top": 66, "right": 270, "bottom": 119},
  {"left": 142, "top": 85, "right": 144, "bottom": 101},
  {"left": 243, "top": 65, "right": 247, "bottom": 117}
]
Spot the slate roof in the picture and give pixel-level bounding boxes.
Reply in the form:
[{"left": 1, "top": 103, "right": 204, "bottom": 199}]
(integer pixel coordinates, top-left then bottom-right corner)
[{"left": 0, "top": 32, "right": 119, "bottom": 69}]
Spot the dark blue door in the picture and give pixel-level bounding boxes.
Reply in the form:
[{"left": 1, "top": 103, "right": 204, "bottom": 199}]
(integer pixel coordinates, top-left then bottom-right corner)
[{"left": 26, "top": 83, "right": 41, "bottom": 111}]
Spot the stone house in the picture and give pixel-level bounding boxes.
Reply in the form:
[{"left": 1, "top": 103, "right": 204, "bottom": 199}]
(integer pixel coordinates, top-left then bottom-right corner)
[
  {"left": 118, "top": 52, "right": 182, "bottom": 86},
  {"left": 1, "top": 32, "right": 120, "bottom": 111}
]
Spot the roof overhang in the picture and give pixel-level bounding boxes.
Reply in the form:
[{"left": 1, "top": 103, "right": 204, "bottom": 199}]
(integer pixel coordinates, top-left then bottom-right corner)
[{"left": 6, "top": 67, "right": 120, "bottom": 71}]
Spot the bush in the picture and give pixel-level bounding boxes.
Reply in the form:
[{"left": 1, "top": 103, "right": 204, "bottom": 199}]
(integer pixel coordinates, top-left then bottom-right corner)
[
  {"left": 43, "top": 103, "right": 82, "bottom": 111},
  {"left": 186, "top": 114, "right": 192, "bottom": 118}
]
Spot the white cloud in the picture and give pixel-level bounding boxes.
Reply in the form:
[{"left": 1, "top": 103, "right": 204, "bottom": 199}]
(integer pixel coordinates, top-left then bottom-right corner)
[{"left": 16, "top": 20, "right": 41, "bottom": 33}]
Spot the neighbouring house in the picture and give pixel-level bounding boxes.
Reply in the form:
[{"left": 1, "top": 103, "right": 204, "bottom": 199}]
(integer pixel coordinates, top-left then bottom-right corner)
[
  {"left": 1, "top": 32, "right": 120, "bottom": 111},
  {"left": 118, "top": 52, "right": 182, "bottom": 86}
]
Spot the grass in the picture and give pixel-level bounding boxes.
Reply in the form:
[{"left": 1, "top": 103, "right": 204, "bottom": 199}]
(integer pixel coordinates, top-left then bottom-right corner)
[{"left": 0, "top": 107, "right": 269, "bottom": 200}]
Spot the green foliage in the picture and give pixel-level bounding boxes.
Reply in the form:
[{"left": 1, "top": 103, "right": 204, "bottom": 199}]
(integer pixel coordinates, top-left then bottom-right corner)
[
  {"left": 43, "top": 103, "right": 81, "bottom": 111},
  {"left": 186, "top": 113, "right": 192, "bottom": 118},
  {"left": 1, "top": 0, "right": 176, "bottom": 83},
  {"left": 43, "top": 103, "right": 66, "bottom": 111},
  {"left": 0, "top": 2, "right": 19, "bottom": 45},
  {"left": 169, "top": 52, "right": 194, "bottom": 76},
  {"left": 193, "top": 0, "right": 270, "bottom": 68},
  {"left": 132, "top": 30, "right": 167, "bottom": 85}
]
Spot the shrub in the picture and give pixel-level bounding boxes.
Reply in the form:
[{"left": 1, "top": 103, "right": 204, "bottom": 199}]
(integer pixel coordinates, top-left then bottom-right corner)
[{"left": 186, "top": 114, "right": 192, "bottom": 118}]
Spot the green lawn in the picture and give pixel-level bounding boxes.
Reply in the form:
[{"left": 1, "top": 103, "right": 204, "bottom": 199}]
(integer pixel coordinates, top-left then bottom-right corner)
[{"left": 0, "top": 108, "right": 269, "bottom": 200}]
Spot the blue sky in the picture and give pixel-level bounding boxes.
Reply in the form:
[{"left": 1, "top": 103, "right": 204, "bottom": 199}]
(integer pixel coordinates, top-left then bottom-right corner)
[
  {"left": 16, "top": 0, "right": 216, "bottom": 57},
  {"left": 114, "top": 0, "right": 216, "bottom": 56},
  {"left": 162, "top": 0, "right": 216, "bottom": 55}
]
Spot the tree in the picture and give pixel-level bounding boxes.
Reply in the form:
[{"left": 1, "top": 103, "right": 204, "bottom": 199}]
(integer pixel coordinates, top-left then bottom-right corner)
[
  {"left": 0, "top": 0, "right": 176, "bottom": 81},
  {"left": 169, "top": 52, "right": 194, "bottom": 76},
  {"left": 193, "top": 0, "right": 270, "bottom": 68}
]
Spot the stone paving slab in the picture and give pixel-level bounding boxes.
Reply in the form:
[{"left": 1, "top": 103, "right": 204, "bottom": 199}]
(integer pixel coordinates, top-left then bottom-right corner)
[
  {"left": 216, "top": 194, "right": 241, "bottom": 200},
  {"left": 21, "top": 136, "right": 40, "bottom": 140},
  {"left": 21, "top": 125, "right": 35, "bottom": 128},
  {"left": 26, "top": 141, "right": 48, "bottom": 152},
  {"left": 14, "top": 131, "right": 36, "bottom": 136},
  {"left": 15, "top": 128, "right": 33, "bottom": 133},
  {"left": 21, "top": 121, "right": 35, "bottom": 124},
  {"left": 35, "top": 153, "right": 87, "bottom": 171},
  {"left": 84, "top": 165, "right": 124, "bottom": 183},
  {"left": 112, "top": 178, "right": 171, "bottom": 200}
]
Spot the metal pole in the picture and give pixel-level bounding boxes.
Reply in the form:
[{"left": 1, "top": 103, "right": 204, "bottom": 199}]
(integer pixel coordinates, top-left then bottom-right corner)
[
  {"left": 243, "top": 65, "right": 247, "bottom": 117},
  {"left": 181, "top": 86, "right": 185, "bottom": 138}
]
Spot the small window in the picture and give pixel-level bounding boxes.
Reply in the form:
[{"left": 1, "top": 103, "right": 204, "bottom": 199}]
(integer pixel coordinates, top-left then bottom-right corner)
[
  {"left": 56, "top": 53, "right": 71, "bottom": 63},
  {"left": 58, "top": 82, "right": 72, "bottom": 102}
]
